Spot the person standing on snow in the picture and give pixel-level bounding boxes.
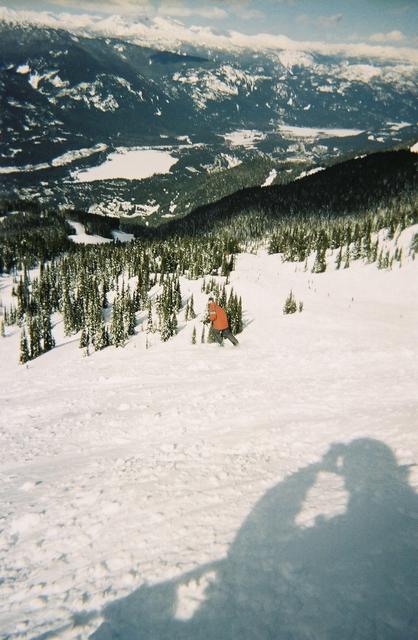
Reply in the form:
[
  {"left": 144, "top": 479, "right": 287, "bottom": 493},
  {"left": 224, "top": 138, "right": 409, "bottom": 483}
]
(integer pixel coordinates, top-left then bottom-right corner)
[{"left": 207, "top": 295, "right": 239, "bottom": 346}]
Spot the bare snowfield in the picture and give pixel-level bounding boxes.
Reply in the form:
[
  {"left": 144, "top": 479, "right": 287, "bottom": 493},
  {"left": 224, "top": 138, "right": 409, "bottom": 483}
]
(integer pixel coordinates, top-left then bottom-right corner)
[
  {"left": 221, "top": 129, "right": 267, "bottom": 148},
  {"left": 278, "top": 124, "right": 365, "bottom": 141},
  {"left": 1, "top": 243, "right": 418, "bottom": 639},
  {"left": 67, "top": 222, "right": 134, "bottom": 244},
  {"left": 67, "top": 221, "right": 112, "bottom": 245},
  {"left": 72, "top": 148, "right": 179, "bottom": 182},
  {"left": 261, "top": 168, "right": 277, "bottom": 187}
]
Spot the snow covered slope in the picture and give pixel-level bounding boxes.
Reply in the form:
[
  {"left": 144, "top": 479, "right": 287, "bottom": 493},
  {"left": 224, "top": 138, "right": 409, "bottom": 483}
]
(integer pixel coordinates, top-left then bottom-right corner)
[{"left": 1, "top": 242, "right": 417, "bottom": 639}]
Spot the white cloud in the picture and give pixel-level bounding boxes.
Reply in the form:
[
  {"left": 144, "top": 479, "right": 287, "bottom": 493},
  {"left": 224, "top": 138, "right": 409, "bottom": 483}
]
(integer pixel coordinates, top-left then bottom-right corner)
[
  {"left": 1, "top": 6, "right": 417, "bottom": 65},
  {"left": 158, "top": 4, "right": 228, "bottom": 20},
  {"left": 157, "top": 0, "right": 263, "bottom": 21},
  {"left": 46, "top": 0, "right": 154, "bottom": 15},
  {"left": 369, "top": 30, "right": 406, "bottom": 43}
]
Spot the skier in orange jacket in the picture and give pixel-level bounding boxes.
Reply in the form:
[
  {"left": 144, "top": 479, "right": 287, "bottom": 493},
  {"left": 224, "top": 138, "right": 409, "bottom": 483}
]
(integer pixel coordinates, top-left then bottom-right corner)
[{"left": 207, "top": 296, "right": 239, "bottom": 346}]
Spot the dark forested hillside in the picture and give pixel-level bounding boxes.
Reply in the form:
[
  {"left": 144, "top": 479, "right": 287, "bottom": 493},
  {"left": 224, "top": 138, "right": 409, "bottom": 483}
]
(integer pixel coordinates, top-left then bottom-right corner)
[
  {"left": 150, "top": 150, "right": 417, "bottom": 239},
  {"left": 1, "top": 149, "right": 417, "bottom": 274}
]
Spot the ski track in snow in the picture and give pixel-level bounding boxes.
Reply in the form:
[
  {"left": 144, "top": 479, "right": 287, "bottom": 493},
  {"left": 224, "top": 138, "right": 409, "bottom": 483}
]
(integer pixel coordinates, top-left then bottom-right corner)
[{"left": 0, "top": 249, "right": 418, "bottom": 639}]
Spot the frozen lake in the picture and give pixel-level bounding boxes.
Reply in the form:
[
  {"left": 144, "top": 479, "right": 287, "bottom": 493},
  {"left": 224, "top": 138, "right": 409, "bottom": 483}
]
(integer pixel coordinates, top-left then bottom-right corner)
[{"left": 73, "top": 147, "right": 179, "bottom": 182}]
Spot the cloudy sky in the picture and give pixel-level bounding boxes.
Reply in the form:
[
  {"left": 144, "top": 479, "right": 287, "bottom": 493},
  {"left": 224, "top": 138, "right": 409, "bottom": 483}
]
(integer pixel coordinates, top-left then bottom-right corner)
[{"left": 2, "top": 0, "right": 417, "bottom": 46}]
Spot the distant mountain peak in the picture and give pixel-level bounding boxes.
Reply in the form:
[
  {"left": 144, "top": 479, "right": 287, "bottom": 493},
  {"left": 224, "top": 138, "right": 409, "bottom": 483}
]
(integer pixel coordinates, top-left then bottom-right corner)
[{"left": 1, "top": 6, "right": 418, "bottom": 65}]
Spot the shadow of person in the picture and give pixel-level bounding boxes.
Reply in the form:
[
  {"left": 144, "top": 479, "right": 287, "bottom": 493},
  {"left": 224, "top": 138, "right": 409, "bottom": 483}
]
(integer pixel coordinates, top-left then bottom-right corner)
[{"left": 90, "top": 439, "right": 418, "bottom": 640}]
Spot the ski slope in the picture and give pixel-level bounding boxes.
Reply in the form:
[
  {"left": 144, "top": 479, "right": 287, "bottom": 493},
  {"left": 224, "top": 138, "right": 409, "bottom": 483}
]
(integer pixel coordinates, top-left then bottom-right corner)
[{"left": 1, "top": 243, "right": 418, "bottom": 639}]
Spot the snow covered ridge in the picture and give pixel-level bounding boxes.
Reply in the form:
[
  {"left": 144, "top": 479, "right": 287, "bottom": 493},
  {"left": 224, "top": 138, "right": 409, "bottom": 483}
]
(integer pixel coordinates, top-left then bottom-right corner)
[
  {"left": 172, "top": 65, "right": 269, "bottom": 109},
  {"left": 1, "top": 6, "right": 418, "bottom": 64},
  {"left": 0, "top": 144, "right": 107, "bottom": 174},
  {"left": 295, "top": 167, "right": 325, "bottom": 181},
  {"left": 14, "top": 65, "right": 143, "bottom": 113}
]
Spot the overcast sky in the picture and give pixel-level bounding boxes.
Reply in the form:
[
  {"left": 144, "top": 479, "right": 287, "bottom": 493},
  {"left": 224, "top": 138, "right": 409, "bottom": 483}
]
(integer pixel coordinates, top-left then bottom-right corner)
[{"left": 2, "top": 0, "right": 417, "bottom": 46}]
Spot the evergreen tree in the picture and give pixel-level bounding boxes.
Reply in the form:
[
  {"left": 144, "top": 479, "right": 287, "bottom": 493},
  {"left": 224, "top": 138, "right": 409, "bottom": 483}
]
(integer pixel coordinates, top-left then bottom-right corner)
[
  {"left": 226, "top": 290, "right": 243, "bottom": 335},
  {"left": 174, "top": 277, "right": 182, "bottom": 311},
  {"left": 94, "top": 322, "right": 110, "bottom": 351},
  {"left": 123, "top": 289, "right": 136, "bottom": 337},
  {"left": 237, "top": 297, "right": 243, "bottom": 333},
  {"left": 102, "top": 281, "right": 109, "bottom": 308},
  {"left": 79, "top": 326, "right": 89, "bottom": 350},
  {"left": 62, "top": 290, "right": 77, "bottom": 336},
  {"left": 382, "top": 251, "right": 390, "bottom": 269},
  {"left": 283, "top": 290, "right": 297, "bottom": 315},
  {"left": 207, "top": 324, "right": 217, "bottom": 343},
  {"left": 192, "top": 325, "right": 197, "bottom": 344},
  {"left": 335, "top": 247, "right": 342, "bottom": 270},
  {"left": 369, "top": 240, "right": 379, "bottom": 264},
  {"left": 312, "top": 247, "right": 326, "bottom": 273},
  {"left": 160, "top": 314, "right": 172, "bottom": 342},
  {"left": 29, "top": 315, "right": 42, "bottom": 359},
  {"left": 188, "top": 294, "right": 196, "bottom": 319},
  {"left": 351, "top": 238, "right": 362, "bottom": 261},
  {"left": 343, "top": 246, "right": 350, "bottom": 269},
  {"left": 16, "top": 275, "right": 30, "bottom": 322},
  {"left": 146, "top": 302, "right": 154, "bottom": 333},
  {"left": 397, "top": 248, "right": 403, "bottom": 266},
  {"left": 111, "top": 297, "right": 126, "bottom": 347},
  {"left": 170, "top": 311, "right": 178, "bottom": 336},
  {"left": 19, "top": 329, "right": 30, "bottom": 364},
  {"left": 41, "top": 308, "right": 55, "bottom": 352},
  {"left": 362, "top": 231, "right": 371, "bottom": 260}
]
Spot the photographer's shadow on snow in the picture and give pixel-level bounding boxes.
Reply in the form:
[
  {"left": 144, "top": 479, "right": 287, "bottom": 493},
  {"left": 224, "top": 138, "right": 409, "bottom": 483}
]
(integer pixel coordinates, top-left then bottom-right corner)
[{"left": 91, "top": 439, "right": 418, "bottom": 640}]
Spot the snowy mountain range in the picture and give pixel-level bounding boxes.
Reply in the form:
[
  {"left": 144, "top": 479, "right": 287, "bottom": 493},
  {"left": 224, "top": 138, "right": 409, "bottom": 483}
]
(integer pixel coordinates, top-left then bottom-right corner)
[{"left": 1, "top": 7, "right": 418, "bottom": 222}]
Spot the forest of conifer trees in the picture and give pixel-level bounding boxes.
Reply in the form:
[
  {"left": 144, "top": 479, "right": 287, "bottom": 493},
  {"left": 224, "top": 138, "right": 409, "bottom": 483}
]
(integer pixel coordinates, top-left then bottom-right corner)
[{"left": 0, "top": 149, "right": 417, "bottom": 363}]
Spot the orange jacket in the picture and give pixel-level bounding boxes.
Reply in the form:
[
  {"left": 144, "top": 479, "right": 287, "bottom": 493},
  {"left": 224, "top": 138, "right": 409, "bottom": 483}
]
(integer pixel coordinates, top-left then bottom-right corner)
[{"left": 208, "top": 302, "right": 229, "bottom": 330}]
